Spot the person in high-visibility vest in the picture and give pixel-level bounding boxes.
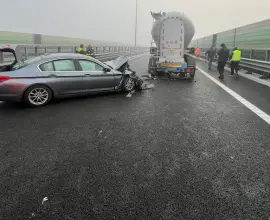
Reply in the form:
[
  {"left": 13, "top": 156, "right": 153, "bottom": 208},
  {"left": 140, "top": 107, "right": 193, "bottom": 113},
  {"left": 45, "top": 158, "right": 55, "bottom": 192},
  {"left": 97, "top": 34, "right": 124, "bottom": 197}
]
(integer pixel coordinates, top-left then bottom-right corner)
[
  {"left": 77, "top": 44, "right": 86, "bottom": 54},
  {"left": 230, "top": 47, "right": 241, "bottom": 75}
]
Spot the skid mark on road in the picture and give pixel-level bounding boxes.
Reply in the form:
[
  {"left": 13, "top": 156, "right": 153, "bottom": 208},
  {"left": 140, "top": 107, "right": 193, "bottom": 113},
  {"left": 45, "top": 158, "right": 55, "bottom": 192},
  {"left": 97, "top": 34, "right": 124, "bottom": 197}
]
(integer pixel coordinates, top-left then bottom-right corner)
[{"left": 198, "top": 67, "right": 270, "bottom": 125}]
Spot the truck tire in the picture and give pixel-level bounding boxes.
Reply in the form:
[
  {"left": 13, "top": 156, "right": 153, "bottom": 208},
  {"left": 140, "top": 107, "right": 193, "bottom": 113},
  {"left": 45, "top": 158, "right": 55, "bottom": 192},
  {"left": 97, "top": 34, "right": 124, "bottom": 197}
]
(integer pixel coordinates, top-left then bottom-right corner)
[
  {"left": 190, "top": 69, "right": 196, "bottom": 80},
  {"left": 148, "top": 57, "right": 158, "bottom": 77},
  {"left": 148, "top": 57, "right": 153, "bottom": 73}
]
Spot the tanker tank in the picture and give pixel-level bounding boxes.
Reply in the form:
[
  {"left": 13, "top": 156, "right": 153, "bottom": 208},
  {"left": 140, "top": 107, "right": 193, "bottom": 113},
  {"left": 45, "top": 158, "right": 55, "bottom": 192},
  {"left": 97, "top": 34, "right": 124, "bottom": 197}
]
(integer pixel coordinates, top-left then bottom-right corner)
[
  {"left": 151, "top": 11, "right": 195, "bottom": 50},
  {"left": 148, "top": 11, "right": 197, "bottom": 79}
]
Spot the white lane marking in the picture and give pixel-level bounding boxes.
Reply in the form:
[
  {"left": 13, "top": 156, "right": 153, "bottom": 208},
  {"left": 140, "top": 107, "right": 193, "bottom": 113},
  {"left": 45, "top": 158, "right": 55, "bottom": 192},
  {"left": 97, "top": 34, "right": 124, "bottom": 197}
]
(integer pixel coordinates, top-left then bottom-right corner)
[
  {"left": 129, "top": 53, "right": 148, "bottom": 60},
  {"left": 198, "top": 67, "right": 270, "bottom": 125}
]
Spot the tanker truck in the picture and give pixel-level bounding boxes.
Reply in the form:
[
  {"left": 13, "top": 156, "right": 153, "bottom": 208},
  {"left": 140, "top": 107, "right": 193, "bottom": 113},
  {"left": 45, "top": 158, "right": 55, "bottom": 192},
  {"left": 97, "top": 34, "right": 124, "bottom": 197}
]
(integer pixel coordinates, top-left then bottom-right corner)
[{"left": 148, "top": 11, "right": 196, "bottom": 79}]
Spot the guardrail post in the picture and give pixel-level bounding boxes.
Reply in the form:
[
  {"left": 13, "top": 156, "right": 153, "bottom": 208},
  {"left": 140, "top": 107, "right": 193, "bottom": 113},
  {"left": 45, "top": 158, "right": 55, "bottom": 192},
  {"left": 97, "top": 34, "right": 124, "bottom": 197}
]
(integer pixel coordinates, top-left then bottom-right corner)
[
  {"left": 249, "top": 49, "right": 253, "bottom": 59},
  {"left": 24, "top": 47, "right": 28, "bottom": 60},
  {"left": 0, "top": 51, "right": 3, "bottom": 63},
  {"left": 35, "top": 47, "right": 38, "bottom": 57},
  {"left": 265, "top": 50, "right": 269, "bottom": 62},
  {"left": 58, "top": 47, "right": 61, "bottom": 53},
  {"left": 44, "top": 47, "right": 47, "bottom": 54}
]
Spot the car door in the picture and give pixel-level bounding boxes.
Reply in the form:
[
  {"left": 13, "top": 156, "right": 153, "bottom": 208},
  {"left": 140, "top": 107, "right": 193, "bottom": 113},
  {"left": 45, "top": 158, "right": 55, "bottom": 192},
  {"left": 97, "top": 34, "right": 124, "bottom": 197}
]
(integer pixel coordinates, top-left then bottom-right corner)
[
  {"left": 77, "top": 59, "right": 116, "bottom": 93},
  {"left": 39, "top": 59, "right": 85, "bottom": 95}
]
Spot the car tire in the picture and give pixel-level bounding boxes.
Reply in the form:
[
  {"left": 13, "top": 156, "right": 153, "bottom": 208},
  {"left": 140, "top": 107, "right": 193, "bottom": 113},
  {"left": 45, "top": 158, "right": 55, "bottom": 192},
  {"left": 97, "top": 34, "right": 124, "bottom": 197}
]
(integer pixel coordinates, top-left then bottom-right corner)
[
  {"left": 24, "top": 85, "right": 52, "bottom": 107},
  {"left": 122, "top": 77, "right": 136, "bottom": 93}
]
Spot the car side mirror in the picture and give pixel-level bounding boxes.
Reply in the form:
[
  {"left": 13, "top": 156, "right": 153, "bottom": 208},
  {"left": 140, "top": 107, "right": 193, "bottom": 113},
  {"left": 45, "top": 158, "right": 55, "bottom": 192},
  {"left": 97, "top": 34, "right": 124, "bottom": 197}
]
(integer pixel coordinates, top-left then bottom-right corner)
[{"left": 104, "top": 67, "right": 111, "bottom": 72}]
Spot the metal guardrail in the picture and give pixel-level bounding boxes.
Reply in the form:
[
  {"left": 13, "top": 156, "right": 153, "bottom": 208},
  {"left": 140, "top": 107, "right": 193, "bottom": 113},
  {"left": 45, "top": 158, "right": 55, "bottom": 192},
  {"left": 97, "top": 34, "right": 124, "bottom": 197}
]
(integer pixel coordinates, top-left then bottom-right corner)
[
  {"left": 196, "top": 52, "right": 270, "bottom": 78},
  {"left": 0, "top": 45, "right": 149, "bottom": 64}
]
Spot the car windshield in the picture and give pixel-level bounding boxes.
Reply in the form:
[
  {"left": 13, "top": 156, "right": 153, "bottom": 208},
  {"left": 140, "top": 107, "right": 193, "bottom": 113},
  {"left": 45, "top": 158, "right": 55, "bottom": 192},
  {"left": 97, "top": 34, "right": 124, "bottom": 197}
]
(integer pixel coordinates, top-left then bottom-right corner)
[
  {"left": 103, "top": 62, "right": 113, "bottom": 69},
  {"left": 12, "top": 56, "right": 43, "bottom": 70},
  {"left": 99, "top": 61, "right": 113, "bottom": 69}
]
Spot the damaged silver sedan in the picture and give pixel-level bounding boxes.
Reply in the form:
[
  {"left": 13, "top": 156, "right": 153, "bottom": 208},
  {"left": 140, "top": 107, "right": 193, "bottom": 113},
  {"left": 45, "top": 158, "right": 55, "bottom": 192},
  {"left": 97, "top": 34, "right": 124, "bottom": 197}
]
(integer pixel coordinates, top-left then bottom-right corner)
[{"left": 0, "top": 48, "right": 143, "bottom": 107}]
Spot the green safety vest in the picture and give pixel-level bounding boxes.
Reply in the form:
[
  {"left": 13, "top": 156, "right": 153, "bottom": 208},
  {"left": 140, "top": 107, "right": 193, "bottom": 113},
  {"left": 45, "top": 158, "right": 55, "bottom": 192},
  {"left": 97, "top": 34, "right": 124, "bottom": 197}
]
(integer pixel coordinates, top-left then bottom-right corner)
[
  {"left": 231, "top": 50, "right": 241, "bottom": 61},
  {"left": 78, "top": 47, "right": 85, "bottom": 52}
]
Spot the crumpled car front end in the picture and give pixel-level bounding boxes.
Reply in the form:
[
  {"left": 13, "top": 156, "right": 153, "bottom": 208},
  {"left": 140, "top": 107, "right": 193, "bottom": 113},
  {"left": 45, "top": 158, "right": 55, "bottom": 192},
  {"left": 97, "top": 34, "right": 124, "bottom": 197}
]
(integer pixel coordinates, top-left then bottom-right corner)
[{"left": 105, "top": 55, "right": 144, "bottom": 90}]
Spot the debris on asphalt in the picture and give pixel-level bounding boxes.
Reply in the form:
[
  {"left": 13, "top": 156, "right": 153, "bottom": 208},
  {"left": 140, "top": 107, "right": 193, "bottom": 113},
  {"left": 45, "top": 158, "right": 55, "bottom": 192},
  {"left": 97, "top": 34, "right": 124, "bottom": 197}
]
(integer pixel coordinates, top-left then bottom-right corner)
[
  {"left": 145, "top": 84, "right": 155, "bottom": 89},
  {"left": 126, "top": 93, "right": 132, "bottom": 98},
  {"left": 98, "top": 130, "right": 103, "bottom": 135},
  {"left": 41, "top": 197, "right": 48, "bottom": 205},
  {"left": 126, "top": 90, "right": 135, "bottom": 98}
]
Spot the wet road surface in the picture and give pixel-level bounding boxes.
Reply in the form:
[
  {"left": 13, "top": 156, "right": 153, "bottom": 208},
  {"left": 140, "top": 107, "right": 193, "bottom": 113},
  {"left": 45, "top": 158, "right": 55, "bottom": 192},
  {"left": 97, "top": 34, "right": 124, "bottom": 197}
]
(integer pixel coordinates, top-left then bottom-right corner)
[{"left": 0, "top": 55, "right": 269, "bottom": 219}]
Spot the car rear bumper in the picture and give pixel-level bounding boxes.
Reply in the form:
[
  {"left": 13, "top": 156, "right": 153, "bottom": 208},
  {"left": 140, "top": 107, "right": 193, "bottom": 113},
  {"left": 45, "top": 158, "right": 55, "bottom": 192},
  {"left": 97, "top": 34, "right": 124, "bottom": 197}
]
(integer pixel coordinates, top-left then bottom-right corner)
[{"left": 0, "top": 94, "right": 22, "bottom": 102}]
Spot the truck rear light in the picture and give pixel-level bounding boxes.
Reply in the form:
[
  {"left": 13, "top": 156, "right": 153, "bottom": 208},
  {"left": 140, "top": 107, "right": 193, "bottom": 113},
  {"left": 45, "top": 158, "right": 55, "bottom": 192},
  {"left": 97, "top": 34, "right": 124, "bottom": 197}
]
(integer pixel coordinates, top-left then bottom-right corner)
[
  {"left": 0, "top": 75, "right": 10, "bottom": 82},
  {"left": 186, "top": 68, "right": 192, "bottom": 73}
]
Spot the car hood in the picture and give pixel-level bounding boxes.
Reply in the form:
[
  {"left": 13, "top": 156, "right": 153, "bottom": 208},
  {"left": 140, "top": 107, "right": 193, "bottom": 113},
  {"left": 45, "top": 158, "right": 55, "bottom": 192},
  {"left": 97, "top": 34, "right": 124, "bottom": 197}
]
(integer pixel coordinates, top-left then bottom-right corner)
[{"left": 104, "top": 55, "right": 129, "bottom": 70}]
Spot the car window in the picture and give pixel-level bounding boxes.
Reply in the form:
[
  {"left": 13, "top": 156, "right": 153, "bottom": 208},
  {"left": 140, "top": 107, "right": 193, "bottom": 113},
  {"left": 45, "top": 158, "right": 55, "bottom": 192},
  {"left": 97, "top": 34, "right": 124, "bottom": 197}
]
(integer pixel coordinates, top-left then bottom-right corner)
[
  {"left": 78, "top": 60, "right": 104, "bottom": 71},
  {"left": 25, "top": 56, "right": 43, "bottom": 64},
  {"left": 39, "top": 62, "right": 54, "bottom": 71},
  {"left": 12, "top": 56, "right": 44, "bottom": 70},
  {"left": 54, "top": 60, "right": 75, "bottom": 71}
]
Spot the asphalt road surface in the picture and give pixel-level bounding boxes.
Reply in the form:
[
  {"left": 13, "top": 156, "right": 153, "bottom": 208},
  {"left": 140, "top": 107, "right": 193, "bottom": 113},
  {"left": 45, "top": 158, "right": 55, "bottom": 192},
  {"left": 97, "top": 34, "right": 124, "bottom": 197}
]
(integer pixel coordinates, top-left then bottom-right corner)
[{"left": 0, "top": 55, "right": 269, "bottom": 220}]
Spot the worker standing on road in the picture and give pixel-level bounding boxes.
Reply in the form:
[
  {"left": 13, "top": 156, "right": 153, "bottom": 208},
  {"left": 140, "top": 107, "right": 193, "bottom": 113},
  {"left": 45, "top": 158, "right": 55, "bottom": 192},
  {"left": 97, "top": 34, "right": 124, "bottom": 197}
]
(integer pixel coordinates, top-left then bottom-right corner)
[
  {"left": 205, "top": 46, "right": 216, "bottom": 70},
  {"left": 195, "top": 47, "right": 200, "bottom": 57},
  {"left": 86, "top": 44, "right": 94, "bottom": 54},
  {"left": 77, "top": 44, "right": 86, "bottom": 54},
  {"left": 230, "top": 47, "right": 241, "bottom": 75},
  {"left": 217, "top": 43, "right": 229, "bottom": 80}
]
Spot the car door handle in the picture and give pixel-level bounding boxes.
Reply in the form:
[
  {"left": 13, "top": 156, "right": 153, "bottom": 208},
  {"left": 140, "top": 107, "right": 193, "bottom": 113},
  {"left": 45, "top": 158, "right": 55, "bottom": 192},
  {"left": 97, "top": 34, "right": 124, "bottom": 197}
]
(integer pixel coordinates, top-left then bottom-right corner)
[{"left": 48, "top": 74, "right": 57, "bottom": 78}]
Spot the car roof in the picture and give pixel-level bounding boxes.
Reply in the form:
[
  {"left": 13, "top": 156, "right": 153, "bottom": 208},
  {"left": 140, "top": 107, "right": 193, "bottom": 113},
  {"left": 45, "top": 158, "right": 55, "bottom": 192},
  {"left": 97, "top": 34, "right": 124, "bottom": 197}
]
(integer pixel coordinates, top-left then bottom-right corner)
[
  {"left": 30, "top": 53, "right": 97, "bottom": 64},
  {"left": 37, "top": 53, "right": 92, "bottom": 63}
]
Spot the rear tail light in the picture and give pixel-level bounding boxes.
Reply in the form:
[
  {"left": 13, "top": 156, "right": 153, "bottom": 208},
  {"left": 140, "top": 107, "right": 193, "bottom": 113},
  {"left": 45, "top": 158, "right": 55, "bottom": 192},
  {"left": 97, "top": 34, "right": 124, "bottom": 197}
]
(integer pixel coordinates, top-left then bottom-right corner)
[
  {"left": 0, "top": 76, "right": 10, "bottom": 82},
  {"left": 186, "top": 68, "right": 192, "bottom": 73}
]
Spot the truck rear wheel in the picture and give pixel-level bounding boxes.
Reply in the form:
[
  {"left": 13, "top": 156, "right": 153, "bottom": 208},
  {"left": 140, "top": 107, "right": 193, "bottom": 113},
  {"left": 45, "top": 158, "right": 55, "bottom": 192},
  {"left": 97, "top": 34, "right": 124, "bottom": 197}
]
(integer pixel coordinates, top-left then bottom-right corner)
[
  {"left": 189, "top": 69, "right": 196, "bottom": 80},
  {"left": 148, "top": 57, "right": 158, "bottom": 77}
]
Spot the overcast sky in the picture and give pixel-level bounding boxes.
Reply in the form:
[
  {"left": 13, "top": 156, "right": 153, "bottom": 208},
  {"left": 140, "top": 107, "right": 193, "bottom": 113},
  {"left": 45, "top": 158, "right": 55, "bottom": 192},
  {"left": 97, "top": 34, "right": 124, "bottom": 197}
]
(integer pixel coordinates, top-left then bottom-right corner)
[{"left": 0, "top": 0, "right": 270, "bottom": 45}]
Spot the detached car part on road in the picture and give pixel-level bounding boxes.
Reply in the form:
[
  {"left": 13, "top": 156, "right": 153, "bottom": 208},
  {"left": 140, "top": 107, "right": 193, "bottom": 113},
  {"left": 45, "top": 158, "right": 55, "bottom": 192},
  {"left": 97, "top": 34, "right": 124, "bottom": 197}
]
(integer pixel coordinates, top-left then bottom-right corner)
[{"left": 0, "top": 48, "right": 143, "bottom": 107}]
